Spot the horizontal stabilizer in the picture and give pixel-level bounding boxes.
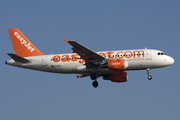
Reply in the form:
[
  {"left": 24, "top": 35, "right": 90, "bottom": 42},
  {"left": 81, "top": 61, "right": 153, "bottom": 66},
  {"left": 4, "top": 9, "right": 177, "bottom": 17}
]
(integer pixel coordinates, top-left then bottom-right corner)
[{"left": 7, "top": 53, "right": 30, "bottom": 63}]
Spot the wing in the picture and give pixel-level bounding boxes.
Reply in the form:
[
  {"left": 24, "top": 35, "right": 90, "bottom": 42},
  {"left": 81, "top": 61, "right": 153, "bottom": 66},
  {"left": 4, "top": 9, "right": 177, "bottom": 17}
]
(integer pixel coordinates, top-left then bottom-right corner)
[{"left": 64, "top": 38, "right": 106, "bottom": 66}]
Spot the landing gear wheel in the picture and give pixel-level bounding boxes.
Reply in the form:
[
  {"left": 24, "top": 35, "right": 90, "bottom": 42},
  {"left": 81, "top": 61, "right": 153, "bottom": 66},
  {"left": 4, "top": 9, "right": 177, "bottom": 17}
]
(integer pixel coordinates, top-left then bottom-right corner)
[
  {"left": 92, "top": 81, "right": 98, "bottom": 88},
  {"left": 148, "top": 75, "right": 152, "bottom": 80},
  {"left": 90, "top": 73, "right": 96, "bottom": 80},
  {"left": 147, "top": 68, "right": 152, "bottom": 80}
]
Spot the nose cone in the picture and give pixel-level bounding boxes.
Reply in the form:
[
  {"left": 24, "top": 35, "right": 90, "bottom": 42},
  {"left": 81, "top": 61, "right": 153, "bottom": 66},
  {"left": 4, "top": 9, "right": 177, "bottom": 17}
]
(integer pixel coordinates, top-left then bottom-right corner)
[
  {"left": 169, "top": 57, "right": 174, "bottom": 65},
  {"left": 155, "top": 55, "right": 174, "bottom": 68},
  {"left": 165, "top": 56, "right": 174, "bottom": 66}
]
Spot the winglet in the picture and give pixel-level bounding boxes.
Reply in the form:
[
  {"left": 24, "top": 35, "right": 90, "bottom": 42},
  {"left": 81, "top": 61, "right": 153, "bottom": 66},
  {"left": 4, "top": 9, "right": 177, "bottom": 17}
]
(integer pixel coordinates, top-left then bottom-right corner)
[{"left": 64, "top": 38, "right": 69, "bottom": 43}]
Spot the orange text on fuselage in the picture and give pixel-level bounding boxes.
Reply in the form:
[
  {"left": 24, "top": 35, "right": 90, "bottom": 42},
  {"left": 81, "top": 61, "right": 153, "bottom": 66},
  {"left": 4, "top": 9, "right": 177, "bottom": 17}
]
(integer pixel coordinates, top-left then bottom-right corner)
[{"left": 52, "top": 50, "right": 145, "bottom": 63}]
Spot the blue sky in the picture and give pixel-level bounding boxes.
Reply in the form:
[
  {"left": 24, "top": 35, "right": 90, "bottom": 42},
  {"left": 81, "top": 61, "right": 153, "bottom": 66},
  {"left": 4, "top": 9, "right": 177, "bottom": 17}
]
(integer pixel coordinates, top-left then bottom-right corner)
[{"left": 1, "top": 0, "right": 180, "bottom": 120}]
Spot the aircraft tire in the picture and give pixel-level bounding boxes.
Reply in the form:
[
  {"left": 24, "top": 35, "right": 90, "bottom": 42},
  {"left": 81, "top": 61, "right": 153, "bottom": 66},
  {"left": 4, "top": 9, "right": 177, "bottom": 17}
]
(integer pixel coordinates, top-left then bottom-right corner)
[
  {"left": 90, "top": 73, "right": 96, "bottom": 80},
  {"left": 148, "top": 75, "right": 152, "bottom": 80},
  {"left": 92, "top": 81, "right": 98, "bottom": 88}
]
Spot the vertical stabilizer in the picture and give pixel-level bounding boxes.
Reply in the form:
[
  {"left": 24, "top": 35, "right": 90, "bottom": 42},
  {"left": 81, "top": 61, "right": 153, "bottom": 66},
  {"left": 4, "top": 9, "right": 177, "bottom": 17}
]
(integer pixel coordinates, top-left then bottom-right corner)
[{"left": 8, "top": 28, "right": 45, "bottom": 57}]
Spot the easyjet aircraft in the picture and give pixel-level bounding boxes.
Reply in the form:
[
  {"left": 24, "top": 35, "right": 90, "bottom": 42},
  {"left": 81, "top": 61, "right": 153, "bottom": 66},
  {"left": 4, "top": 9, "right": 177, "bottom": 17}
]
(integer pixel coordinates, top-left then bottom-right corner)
[{"left": 6, "top": 28, "right": 174, "bottom": 88}]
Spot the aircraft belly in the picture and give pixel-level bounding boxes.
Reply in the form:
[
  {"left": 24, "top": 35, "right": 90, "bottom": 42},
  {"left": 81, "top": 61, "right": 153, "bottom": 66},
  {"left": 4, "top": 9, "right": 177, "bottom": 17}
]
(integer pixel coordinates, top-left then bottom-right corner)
[
  {"left": 126, "top": 60, "right": 138, "bottom": 70},
  {"left": 126, "top": 59, "right": 151, "bottom": 70},
  {"left": 137, "top": 60, "right": 151, "bottom": 69},
  {"left": 49, "top": 62, "right": 79, "bottom": 73}
]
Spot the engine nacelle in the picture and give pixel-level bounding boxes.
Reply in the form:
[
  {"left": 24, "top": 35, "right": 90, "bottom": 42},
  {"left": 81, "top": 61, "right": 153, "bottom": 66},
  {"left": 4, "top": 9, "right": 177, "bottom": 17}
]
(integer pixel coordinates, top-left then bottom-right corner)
[
  {"left": 101, "top": 59, "right": 128, "bottom": 70},
  {"left": 103, "top": 71, "right": 128, "bottom": 82}
]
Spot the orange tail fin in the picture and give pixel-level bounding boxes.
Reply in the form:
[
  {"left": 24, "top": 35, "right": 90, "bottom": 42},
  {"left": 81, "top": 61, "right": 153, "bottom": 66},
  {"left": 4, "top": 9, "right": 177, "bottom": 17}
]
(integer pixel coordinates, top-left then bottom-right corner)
[{"left": 8, "top": 28, "right": 45, "bottom": 57}]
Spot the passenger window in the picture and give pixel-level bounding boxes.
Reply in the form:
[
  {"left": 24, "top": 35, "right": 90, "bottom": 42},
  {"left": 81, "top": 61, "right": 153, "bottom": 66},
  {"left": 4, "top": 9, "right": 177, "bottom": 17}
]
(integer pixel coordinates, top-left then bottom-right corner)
[{"left": 158, "top": 53, "right": 160, "bottom": 55}]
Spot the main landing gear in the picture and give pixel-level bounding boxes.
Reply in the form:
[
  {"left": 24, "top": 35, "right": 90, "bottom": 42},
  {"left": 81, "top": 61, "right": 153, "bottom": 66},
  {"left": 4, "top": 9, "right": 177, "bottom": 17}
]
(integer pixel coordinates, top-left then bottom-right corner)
[
  {"left": 147, "top": 68, "right": 152, "bottom": 80},
  {"left": 90, "top": 73, "right": 98, "bottom": 88},
  {"left": 92, "top": 80, "right": 98, "bottom": 88}
]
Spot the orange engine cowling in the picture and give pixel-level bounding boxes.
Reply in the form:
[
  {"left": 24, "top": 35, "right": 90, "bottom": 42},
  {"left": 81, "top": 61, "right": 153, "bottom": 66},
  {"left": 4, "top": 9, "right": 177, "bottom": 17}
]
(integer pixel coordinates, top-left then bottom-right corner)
[
  {"left": 101, "top": 59, "right": 128, "bottom": 70},
  {"left": 108, "top": 59, "right": 124, "bottom": 70},
  {"left": 103, "top": 71, "right": 128, "bottom": 82}
]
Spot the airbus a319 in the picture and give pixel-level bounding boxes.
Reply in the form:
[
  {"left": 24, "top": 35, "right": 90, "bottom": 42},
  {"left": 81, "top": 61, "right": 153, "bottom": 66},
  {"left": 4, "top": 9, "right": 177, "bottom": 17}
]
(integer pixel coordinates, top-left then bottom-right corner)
[{"left": 6, "top": 28, "right": 174, "bottom": 88}]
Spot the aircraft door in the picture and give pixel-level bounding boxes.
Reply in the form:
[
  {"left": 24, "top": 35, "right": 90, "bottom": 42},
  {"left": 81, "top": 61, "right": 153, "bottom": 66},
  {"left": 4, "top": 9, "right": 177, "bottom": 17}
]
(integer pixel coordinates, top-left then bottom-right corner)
[
  {"left": 42, "top": 56, "right": 49, "bottom": 71},
  {"left": 42, "top": 56, "right": 47, "bottom": 66},
  {"left": 146, "top": 49, "right": 152, "bottom": 60}
]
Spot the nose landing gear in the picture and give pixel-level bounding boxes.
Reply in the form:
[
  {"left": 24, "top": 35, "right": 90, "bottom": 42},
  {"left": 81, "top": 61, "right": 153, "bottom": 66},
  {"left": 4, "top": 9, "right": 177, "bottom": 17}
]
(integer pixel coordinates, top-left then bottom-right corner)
[
  {"left": 90, "top": 73, "right": 99, "bottom": 88},
  {"left": 147, "top": 68, "right": 152, "bottom": 80},
  {"left": 148, "top": 75, "right": 152, "bottom": 80}
]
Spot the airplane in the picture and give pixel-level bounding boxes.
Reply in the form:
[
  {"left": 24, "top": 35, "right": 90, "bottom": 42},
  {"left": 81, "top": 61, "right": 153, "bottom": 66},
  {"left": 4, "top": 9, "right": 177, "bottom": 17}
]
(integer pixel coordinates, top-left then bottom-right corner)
[{"left": 6, "top": 28, "right": 174, "bottom": 88}]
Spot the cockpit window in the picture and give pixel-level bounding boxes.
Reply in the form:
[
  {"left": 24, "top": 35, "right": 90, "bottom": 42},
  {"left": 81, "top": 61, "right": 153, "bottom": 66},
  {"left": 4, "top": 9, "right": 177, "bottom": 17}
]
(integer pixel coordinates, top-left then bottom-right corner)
[{"left": 158, "top": 52, "right": 165, "bottom": 55}]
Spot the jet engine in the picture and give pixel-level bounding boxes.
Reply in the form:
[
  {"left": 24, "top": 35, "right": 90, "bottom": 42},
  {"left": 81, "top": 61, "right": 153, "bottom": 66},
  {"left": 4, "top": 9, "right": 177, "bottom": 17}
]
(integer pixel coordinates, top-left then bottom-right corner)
[
  {"left": 103, "top": 71, "right": 128, "bottom": 82},
  {"left": 101, "top": 59, "right": 128, "bottom": 70}
]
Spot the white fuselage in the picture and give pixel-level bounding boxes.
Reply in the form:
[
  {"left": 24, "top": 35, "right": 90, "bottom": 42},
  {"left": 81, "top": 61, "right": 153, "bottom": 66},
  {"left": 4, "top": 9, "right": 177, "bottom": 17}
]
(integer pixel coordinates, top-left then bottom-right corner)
[
  {"left": 6, "top": 28, "right": 175, "bottom": 88},
  {"left": 6, "top": 49, "right": 174, "bottom": 75}
]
